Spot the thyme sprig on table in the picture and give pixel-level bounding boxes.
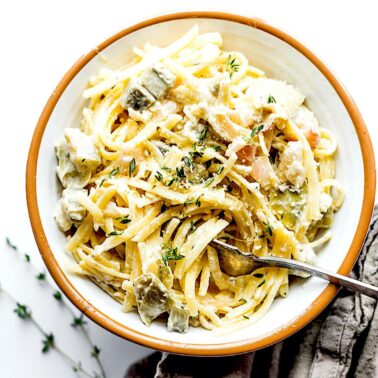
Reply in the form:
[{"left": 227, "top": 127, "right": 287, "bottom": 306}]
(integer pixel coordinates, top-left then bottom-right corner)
[
  {"left": 1, "top": 289, "right": 95, "bottom": 377},
  {"left": 4, "top": 238, "right": 106, "bottom": 378}
]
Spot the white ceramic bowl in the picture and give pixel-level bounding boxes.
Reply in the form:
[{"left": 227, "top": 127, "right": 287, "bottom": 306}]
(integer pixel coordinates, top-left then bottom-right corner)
[{"left": 26, "top": 12, "right": 376, "bottom": 355}]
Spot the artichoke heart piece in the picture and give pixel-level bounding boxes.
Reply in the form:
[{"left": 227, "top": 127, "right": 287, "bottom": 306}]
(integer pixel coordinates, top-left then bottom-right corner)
[
  {"left": 307, "top": 208, "right": 334, "bottom": 241},
  {"left": 134, "top": 273, "right": 171, "bottom": 326},
  {"left": 140, "top": 63, "right": 176, "bottom": 99},
  {"left": 64, "top": 128, "right": 101, "bottom": 172},
  {"left": 167, "top": 303, "right": 190, "bottom": 334},
  {"left": 55, "top": 199, "right": 73, "bottom": 232},
  {"left": 121, "top": 81, "right": 156, "bottom": 112},
  {"left": 121, "top": 63, "right": 176, "bottom": 111},
  {"left": 270, "top": 188, "right": 306, "bottom": 231},
  {"left": 55, "top": 139, "right": 91, "bottom": 189},
  {"left": 54, "top": 188, "right": 87, "bottom": 232},
  {"left": 61, "top": 188, "right": 87, "bottom": 221},
  {"left": 158, "top": 260, "right": 174, "bottom": 289}
]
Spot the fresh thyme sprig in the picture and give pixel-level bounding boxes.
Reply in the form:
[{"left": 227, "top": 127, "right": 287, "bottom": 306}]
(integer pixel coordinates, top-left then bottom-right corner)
[
  {"left": 71, "top": 313, "right": 87, "bottom": 328},
  {"left": 184, "top": 196, "right": 201, "bottom": 207},
  {"left": 162, "top": 244, "right": 184, "bottom": 266},
  {"left": 100, "top": 167, "right": 120, "bottom": 187},
  {"left": 4, "top": 238, "right": 106, "bottom": 378},
  {"left": 155, "top": 165, "right": 187, "bottom": 187},
  {"left": 226, "top": 55, "right": 240, "bottom": 78},
  {"left": 1, "top": 288, "right": 94, "bottom": 378}
]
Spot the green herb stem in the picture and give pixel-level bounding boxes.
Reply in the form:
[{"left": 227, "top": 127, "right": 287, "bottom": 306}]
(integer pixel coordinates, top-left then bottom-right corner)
[
  {"left": 54, "top": 345, "right": 94, "bottom": 378},
  {"left": 4, "top": 238, "right": 106, "bottom": 378},
  {"left": 1, "top": 288, "right": 95, "bottom": 377}
]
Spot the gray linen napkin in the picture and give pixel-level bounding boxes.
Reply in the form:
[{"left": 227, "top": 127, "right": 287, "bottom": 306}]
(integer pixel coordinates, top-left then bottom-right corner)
[{"left": 126, "top": 207, "right": 378, "bottom": 378}]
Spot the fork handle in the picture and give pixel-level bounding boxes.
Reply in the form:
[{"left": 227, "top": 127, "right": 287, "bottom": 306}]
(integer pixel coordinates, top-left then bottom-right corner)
[{"left": 258, "top": 255, "right": 378, "bottom": 300}]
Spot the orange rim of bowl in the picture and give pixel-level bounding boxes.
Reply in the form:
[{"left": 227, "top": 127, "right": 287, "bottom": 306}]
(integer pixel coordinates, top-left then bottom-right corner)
[{"left": 26, "top": 11, "right": 376, "bottom": 356}]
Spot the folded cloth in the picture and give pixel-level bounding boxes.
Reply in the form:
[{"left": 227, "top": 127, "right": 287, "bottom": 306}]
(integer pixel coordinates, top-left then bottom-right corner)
[{"left": 126, "top": 207, "right": 378, "bottom": 378}]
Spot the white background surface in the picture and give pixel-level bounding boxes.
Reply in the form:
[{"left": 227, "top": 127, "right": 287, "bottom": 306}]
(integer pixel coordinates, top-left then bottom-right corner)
[{"left": 0, "top": 1, "right": 377, "bottom": 377}]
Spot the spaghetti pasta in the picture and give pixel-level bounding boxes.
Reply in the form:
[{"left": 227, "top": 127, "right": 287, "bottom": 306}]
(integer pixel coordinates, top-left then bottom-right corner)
[{"left": 54, "top": 25, "right": 344, "bottom": 334}]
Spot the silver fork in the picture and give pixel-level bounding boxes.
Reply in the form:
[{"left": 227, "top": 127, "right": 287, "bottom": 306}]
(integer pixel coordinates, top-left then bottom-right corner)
[{"left": 210, "top": 239, "right": 378, "bottom": 300}]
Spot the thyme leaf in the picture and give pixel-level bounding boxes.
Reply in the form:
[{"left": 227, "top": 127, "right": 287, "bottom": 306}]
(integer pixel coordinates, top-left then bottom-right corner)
[
  {"left": 129, "top": 158, "right": 136, "bottom": 175},
  {"left": 182, "top": 156, "right": 192, "bottom": 168},
  {"left": 267, "top": 95, "right": 276, "bottom": 104},
  {"left": 203, "top": 176, "right": 214, "bottom": 187},
  {"left": 14, "top": 303, "right": 31, "bottom": 319},
  {"left": 53, "top": 291, "right": 63, "bottom": 301},
  {"left": 116, "top": 215, "right": 131, "bottom": 224},
  {"left": 108, "top": 230, "right": 123, "bottom": 236},
  {"left": 91, "top": 345, "right": 101, "bottom": 358},
  {"left": 36, "top": 272, "right": 46, "bottom": 281},
  {"left": 42, "top": 333, "right": 55, "bottom": 353},
  {"left": 6, "top": 237, "right": 17, "bottom": 251},
  {"left": 195, "top": 196, "right": 202, "bottom": 207},
  {"left": 244, "top": 124, "right": 264, "bottom": 142},
  {"left": 189, "top": 221, "right": 197, "bottom": 235},
  {"left": 198, "top": 127, "right": 208, "bottom": 144},
  {"left": 71, "top": 314, "right": 87, "bottom": 328},
  {"left": 211, "top": 145, "right": 222, "bottom": 152},
  {"left": 263, "top": 222, "right": 273, "bottom": 237},
  {"left": 217, "top": 165, "right": 224, "bottom": 175}
]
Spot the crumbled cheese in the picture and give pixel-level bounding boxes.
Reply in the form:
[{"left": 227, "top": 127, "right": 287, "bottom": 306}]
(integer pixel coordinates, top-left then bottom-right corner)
[
  {"left": 246, "top": 78, "right": 305, "bottom": 118},
  {"left": 293, "top": 106, "right": 320, "bottom": 135},
  {"left": 182, "top": 120, "right": 199, "bottom": 142},
  {"left": 319, "top": 192, "right": 332, "bottom": 213},
  {"left": 301, "top": 245, "right": 317, "bottom": 265},
  {"left": 281, "top": 141, "right": 306, "bottom": 188}
]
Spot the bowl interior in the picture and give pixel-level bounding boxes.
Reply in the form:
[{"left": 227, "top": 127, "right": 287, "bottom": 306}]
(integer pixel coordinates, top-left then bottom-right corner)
[{"left": 36, "top": 17, "right": 364, "bottom": 347}]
